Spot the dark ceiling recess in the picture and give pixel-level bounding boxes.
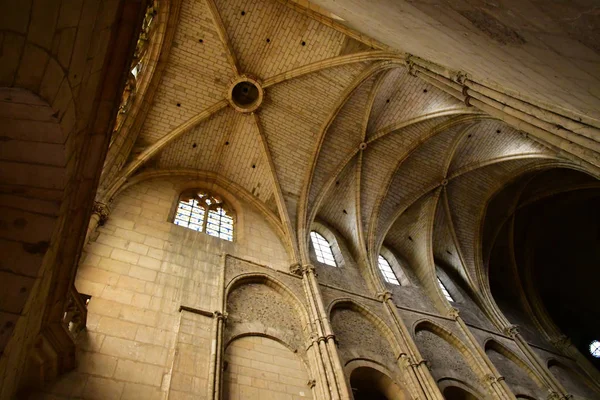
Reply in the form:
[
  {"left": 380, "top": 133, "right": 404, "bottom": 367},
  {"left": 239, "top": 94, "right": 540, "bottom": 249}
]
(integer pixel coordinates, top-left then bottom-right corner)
[
  {"left": 231, "top": 81, "right": 259, "bottom": 107},
  {"left": 486, "top": 168, "right": 600, "bottom": 371}
]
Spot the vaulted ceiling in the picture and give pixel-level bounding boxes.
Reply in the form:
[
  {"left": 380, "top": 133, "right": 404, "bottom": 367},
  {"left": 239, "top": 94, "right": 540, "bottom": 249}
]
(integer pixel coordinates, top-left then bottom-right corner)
[{"left": 100, "top": 0, "right": 598, "bottom": 297}]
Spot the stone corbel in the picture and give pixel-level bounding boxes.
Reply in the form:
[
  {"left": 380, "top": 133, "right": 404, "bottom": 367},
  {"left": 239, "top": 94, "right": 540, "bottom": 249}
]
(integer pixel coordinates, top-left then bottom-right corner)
[
  {"left": 289, "top": 263, "right": 303, "bottom": 276},
  {"left": 92, "top": 201, "right": 111, "bottom": 225}
]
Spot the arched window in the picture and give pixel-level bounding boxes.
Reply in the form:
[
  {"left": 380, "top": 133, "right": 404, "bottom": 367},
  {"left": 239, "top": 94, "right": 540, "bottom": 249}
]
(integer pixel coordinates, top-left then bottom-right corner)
[
  {"left": 111, "top": 0, "right": 158, "bottom": 142},
  {"left": 378, "top": 255, "right": 400, "bottom": 285},
  {"left": 437, "top": 277, "right": 454, "bottom": 302},
  {"left": 174, "top": 191, "right": 234, "bottom": 241},
  {"left": 310, "top": 231, "right": 336, "bottom": 266}
]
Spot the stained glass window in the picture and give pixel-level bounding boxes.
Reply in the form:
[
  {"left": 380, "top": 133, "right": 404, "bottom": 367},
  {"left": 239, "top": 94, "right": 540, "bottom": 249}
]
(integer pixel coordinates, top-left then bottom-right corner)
[
  {"left": 310, "top": 231, "right": 336, "bottom": 266},
  {"left": 378, "top": 255, "right": 400, "bottom": 285},
  {"left": 174, "top": 191, "right": 233, "bottom": 241}
]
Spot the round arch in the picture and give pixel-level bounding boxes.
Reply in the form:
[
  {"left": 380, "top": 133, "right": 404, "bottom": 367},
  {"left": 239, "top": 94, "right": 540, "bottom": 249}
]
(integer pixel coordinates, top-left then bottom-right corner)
[
  {"left": 328, "top": 298, "right": 402, "bottom": 356},
  {"left": 225, "top": 272, "right": 311, "bottom": 329},
  {"left": 346, "top": 360, "right": 408, "bottom": 400}
]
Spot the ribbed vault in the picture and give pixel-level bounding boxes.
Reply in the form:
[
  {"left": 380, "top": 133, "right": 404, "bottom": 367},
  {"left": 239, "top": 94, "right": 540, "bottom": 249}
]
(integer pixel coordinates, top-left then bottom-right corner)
[{"left": 99, "top": 0, "right": 597, "bottom": 311}]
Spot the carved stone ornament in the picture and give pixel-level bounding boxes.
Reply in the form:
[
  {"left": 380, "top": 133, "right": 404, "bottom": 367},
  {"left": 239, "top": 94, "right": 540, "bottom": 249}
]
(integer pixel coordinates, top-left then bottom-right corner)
[
  {"left": 550, "top": 335, "right": 571, "bottom": 351},
  {"left": 447, "top": 307, "right": 460, "bottom": 320},
  {"left": 406, "top": 55, "right": 417, "bottom": 77},
  {"left": 480, "top": 373, "right": 499, "bottom": 386},
  {"left": 92, "top": 201, "right": 111, "bottom": 225},
  {"left": 503, "top": 324, "right": 520, "bottom": 337},
  {"left": 376, "top": 291, "right": 393, "bottom": 302},
  {"left": 307, "top": 379, "right": 316, "bottom": 388},
  {"left": 289, "top": 263, "right": 303, "bottom": 276},
  {"left": 302, "top": 264, "right": 316, "bottom": 274},
  {"left": 547, "top": 390, "right": 561, "bottom": 400},
  {"left": 398, "top": 353, "right": 413, "bottom": 368},
  {"left": 213, "top": 311, "right": 228, "bottom": 322}
]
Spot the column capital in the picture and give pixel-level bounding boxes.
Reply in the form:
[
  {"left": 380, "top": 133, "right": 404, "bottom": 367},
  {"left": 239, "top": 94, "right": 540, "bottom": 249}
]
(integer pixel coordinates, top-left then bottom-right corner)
[
  {"left": 550, "top": 335, "right": 571, "bottom": 352},
  {"left": 503, "top": 324, "right": 520, "bottom": 337},
  {"left": 376, "top": 291, "right": 393, "bottom": 302},
  {"left": 302, "top": 264, "right": 316, "bottom": 274},
  {"left": 213, "top": 311, "right": 228, "bottom": 321},
  {"left": 547, "top": 390, "right": 562, "bottom": 400},
  {"left": 92, "top": 201, "right": 111, "bottom": 225},
  {"left": 447, "top": 307, "right": 460, "bottom": 320},
  {"left": 480, "top": 373, "right": 503, "bottom": 386}
]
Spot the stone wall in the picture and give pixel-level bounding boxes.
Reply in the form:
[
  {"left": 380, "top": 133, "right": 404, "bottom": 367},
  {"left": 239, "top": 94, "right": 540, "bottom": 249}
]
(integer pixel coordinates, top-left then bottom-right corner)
[
  {"left": 33, "top": 176, "right": 289, "bottom": 399},
  {"left": 223, "top": 336, "right": 313, "bottom": 400},
  {"left": 0, "top": 0, "right": 144, "bottom": 397},
  {"left": 28, "top": 175, "right": 598, "bottom": 399}
]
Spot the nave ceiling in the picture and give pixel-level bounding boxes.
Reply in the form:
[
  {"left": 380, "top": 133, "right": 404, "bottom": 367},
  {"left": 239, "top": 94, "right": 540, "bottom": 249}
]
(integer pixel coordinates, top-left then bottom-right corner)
[{"left": 98, "top": 0, "right": 597, "bottom": 305}]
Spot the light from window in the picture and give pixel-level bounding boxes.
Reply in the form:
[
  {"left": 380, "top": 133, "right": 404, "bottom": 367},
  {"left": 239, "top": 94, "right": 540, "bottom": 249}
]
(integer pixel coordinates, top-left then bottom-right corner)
[
  {"left": 174, "top": 192, "right": 233, "bottom": 241},
  {"left": 437, "top": 277, "right": 454, "bottom": 302},
  {"left": 310, "top": 231, "right": 336, "bottom": 267},
  {"left": 378, "top": 255, "right": 400, "bottom": 285},
  {"left": 590, "top": 340, "right": 600, "bottom": 358}
]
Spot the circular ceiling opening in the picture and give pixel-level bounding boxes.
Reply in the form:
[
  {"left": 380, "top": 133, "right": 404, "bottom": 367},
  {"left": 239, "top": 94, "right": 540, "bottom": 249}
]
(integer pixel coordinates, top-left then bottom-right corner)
[{"left": 228, "top": 76, "right": 263, "bottom": 113}]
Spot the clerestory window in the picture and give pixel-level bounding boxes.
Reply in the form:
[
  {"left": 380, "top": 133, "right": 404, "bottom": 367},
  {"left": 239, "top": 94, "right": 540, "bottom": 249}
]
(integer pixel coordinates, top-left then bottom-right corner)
[
  {"left": 378, "top": 255, "right": 400, "bottom": 285},
  {"left": 310, "top": 231, "right": 336, "bottom": 267},
  {"left": 590, "top": 340, "right": 600, "bottom": 358},
  {"left": 174, "top": 191, "right": 234, "bottom": 241},
  {"left": 437, "top": 277, "right": 454, "bottom": 302}
]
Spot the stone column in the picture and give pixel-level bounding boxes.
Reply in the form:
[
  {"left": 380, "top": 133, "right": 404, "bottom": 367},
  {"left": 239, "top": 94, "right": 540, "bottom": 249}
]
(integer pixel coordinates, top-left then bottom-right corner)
[
  {"left": 85, "top": 201, "right": 110, "bottom": 243},
  {"left": 448, "top": 309, "right": 514, "bottom": 400},
  {"left": 291, "top": 263, "right": 350, "bottom": 400},
  {"left": 377, "top": 291, "right": 443, "bottom": 400},
  {"left": 504, "top": 325, "right": 572, "bottom": 399}
]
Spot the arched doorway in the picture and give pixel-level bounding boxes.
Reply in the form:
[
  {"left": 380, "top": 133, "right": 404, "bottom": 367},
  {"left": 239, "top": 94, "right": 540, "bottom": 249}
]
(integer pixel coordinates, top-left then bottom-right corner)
[{"left": 350, "top": 366, "right": 404, "bottom": 400}]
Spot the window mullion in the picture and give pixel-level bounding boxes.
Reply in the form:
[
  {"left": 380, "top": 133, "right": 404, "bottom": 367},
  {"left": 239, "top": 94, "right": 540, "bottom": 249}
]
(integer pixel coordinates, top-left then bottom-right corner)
[{"left": 201, "top": 205, "right": 208, "bottom": 233}]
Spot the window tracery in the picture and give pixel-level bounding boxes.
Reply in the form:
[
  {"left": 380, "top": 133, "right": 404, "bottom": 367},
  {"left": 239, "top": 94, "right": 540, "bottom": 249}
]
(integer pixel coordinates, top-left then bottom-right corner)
[
  {"left": 378, "top": 255, "right": 400, "bottom": 285},
  {"left": 437, "top": 277, "right": 454, "bottom": 302},
  {"left": 111, "top": 0, "right": 159, "bottom": 143},
  {"left": 174, "top": 191, "right": 234, "bottom": 241},
  {"left": 310, "top": 231, "right": 337, "bottom": 266}
]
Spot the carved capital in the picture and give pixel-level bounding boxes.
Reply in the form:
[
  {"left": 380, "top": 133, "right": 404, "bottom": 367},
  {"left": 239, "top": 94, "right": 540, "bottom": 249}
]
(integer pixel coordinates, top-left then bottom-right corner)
[
  {"left": 307, "top": 379, "right": 316, "bottom": 388},
  {"left": 480, "top": 373, "right": 500, "bottom": 386},
  {"left": 289, "top": 263, "right": 303, "bottom": 276},
  {"left": 406, "top": 54, "right": 417, "bottom": 77},
  {"left": 550, "top": 335, "right": 571, "bottom": 351},
  {"left": 447, "top": 307, "right": 460, "bottom": 320},
  {"left": 547, "top": 390, "right": 562, "bottom": 400},
  {"left": 455, "top": 71, "right": 469, "bottom": 85},
  {"left": 376, "top": 291, "right": 393, "bottom": 302},
  {"left": 503, "top": 324, "right": 520, "bottom": 337},
  {"left": 397, "top": 353, "right": 413, "bottom": 368},
  {"left": 92, "top": 201, "right": 111, "bottom": 225},
  {"left": 213, "top": 311, "right": 228, "bottom": 322},
  {"left": 302, "top": 264, "right": 316, "bottom": 274}
]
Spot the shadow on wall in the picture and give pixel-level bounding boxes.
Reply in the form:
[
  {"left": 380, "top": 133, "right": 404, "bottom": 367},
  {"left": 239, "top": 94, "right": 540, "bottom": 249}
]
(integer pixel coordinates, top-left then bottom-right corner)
[{"left": 350, "top": 366, "right": 406, "bottom": 400}]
